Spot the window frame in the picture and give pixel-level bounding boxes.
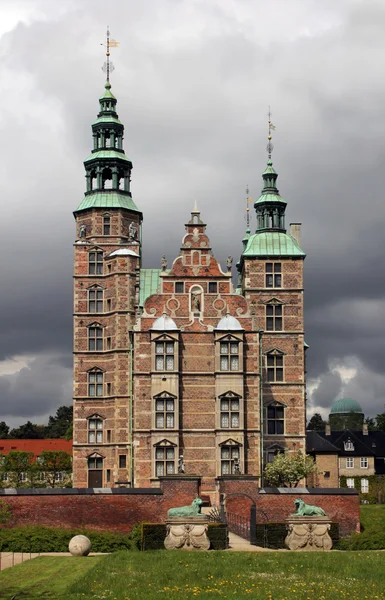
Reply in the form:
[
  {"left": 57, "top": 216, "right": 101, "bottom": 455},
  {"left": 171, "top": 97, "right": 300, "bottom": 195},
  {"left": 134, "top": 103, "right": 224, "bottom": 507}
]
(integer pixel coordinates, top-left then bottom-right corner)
[
  {"left": 208, "top": 282, "right": 218, "bottom": 294},
  {"left": 220, "top": 396, "right": 240, "bottom": 429},
  {"left": 88, "top": 287, "right": 104, "bottom": 313},
  {"left": 88, "top": 250, "right": 103, "bottom": 275},
  {"left": 346, "top": 457, "right": 354, "bottom": 469},
  {"left": 361, "top": 478, "right": 369, "bottom": 493},
  {"left": 220, "top": 341, "right": 240, "bottom": 372},
  {"left": 155, "top": 340, "right": 175, "bottom": 372},
  {"left": 266, "top": 403, "right": 285, "bottom": 435},
  {"left": 155, "top": 396, "right": 175, "bottom": 429},
  {"left": 88, "top": 326, "right": 104, "bottom": 351},
  {"left": 103, "top": 215, "right": 111, "bottom": 236},
  {"left": 88, "top": 369, "right": 104, "bottom": 397},
  {"left": 174, "top": 282, "right": 184, "bottom": 294},
  {"left": 154, "top": 445, "right": 176, "bottom": 477},
  {"left": 265, "top": 302, "right": 283, "bottom": 331},
  {"left": 266, "top": 352, "right": 284, "bottom": 382},
  {"left": 88, "top": 417, "right": 104, "bottom": 444},
  {"left": 346, "top": 477, "right": 355, "bottom": 488},
  {"left": 360, "top": 457, "right": 368, "bottom": 469},
  {"left": 220, "top": 444, "right": 240, "bottom": 475},
  {"left": 265, "top": 262, "right": 282, "bottom": 288}
]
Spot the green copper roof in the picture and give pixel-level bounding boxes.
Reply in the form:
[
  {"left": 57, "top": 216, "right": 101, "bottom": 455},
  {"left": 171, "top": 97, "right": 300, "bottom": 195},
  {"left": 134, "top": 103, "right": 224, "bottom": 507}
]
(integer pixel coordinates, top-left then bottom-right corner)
[
  {"left": 75, "top": 192, "right": 140, "bottom": 213},
  {"left": 140, "top": 269, "right": 164, "bottom": 307},
  {"left": 92, "top": 116, "right": 122, "bottom": 126},
  {"left": 263, "top": 162, "right": 277, "bottom": 175},
  {"left": 243, "top": 232, "right": 305, "bottom": 257},
  {"left": 254, "top": 192, "right": 287, "bottom": 205},
  {"left": 84, "top": 150, "right": 131, "bottom": 163},
  {"left": 330, "top": 398, "right": 363, "bottom": 415},
  {"left": 100, "top": 82, "right": 116, "bottom": 101}
]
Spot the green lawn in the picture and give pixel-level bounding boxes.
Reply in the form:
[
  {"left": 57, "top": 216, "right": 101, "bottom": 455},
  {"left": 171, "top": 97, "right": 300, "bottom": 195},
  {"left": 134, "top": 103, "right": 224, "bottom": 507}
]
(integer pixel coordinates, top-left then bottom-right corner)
[{"left": 1, "top": 550, "right": 385, "bottom": 600}]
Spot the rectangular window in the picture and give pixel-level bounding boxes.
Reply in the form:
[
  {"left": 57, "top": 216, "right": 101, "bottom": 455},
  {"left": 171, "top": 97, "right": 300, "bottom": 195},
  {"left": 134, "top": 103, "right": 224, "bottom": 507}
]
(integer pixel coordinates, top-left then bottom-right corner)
[
  {"left": 346, "top": 457, "right": 354, "bottom": 468},
  {"left": 89, "top": 251, "right": 103, "bottom": 275},
  {"left": 119, "top": 455, "right": 127, "bottom": 469},
  {"left": 221, "top": 445, "right": 240, "bottom": 475},
  {"left": 267, "top": 405, "right": 284, "bottom": 434},
  {"left": 220, "top": 397, "right": 240, "bottom": 428},
  {"left": 103, "top": 216, "right": 111, "bottom": 235},
  {"left": 106, "top": 382, "right": 111, "bottom": 395},
  {"left": 361, "top": 478, "right": 369, "bottom": 493},
  {"left": 88, "top": 327, "right": 103, "bottom": 351},
  {"left": 220, "top": 342, "right": 239, "bottom": 371},
  {"left": 89, "top": 289, "right": 103, "bottom": 313},
  {"left": 106, "top": 337, "right": 111, "bottom": 350},
  {"left": 155, "top": 398, "right": 175, "bottom": 428},
  {"left": 346, "top": 478, "right": 355, "bottom": 488},
  {"left": 360, "top": 457, "right": 368, "bottom": 468},
  {"left": 55, "top": 472, "right": 64, "bottom": 483},
  {"left": 267, "top": 354, "right": 284, "bottom": 382},
  {"left": 208, "top": 282, "right": 217, "bottom": 294},
  {"left": 155, "top": 341, "right": 174, "bottom": 371},
  {"left": 106, "top": 469, "right": 111, "bottom": 483},
  {"left": 155, "top": 447, "right": 175, "bottom": 477},
  {"left": 88, "top": 418, "right": 103, "bottom": 444},
  {"left": 107, "top": 299, "right": 112, "bottom": 311},
  {"left": 175, "top": 282, "right": 184, "bottom": 294},
  {"left": 88, "top": 457, "right": 103, "bottom": 469},
  {"left": 266, "top": 263, "right": 282, "bottom": 288},
  {"left": 266, "top": 304, "right": 283, "bottom": 331},
  {"left": 88, "top": 371, "right": 103, "bottom": 396},
  {"left": 107, "top": 430, "right": 111, "bottom": 443},
  {"left": 20, "top": 472, "right": 27, "bottom": 482}
]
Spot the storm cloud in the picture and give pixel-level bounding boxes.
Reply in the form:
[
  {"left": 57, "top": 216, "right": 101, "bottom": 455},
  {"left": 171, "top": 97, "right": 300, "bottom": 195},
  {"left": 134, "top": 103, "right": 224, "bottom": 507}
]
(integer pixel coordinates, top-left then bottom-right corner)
[{"left": 0, "top": 0, "right": 384, "bottom": 426}]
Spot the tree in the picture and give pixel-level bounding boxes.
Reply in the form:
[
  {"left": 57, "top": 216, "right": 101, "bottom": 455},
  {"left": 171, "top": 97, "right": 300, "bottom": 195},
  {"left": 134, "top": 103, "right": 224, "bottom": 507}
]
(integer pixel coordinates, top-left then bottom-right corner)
[
  {"left": 45, "top": 406, "right": 73, "bottom": 439},
  {"left": 307, "top": 413, "right": 327, "bottom": 431},
  {"left": 0, "top": 422, "right": 9, "bottom": 439},
  {"left": 37, "top": 451, "right": 72, "bottom": 488},
  {"left": 9, "top": 421, "right": 44, "bottom": 439},
  {"left": 364, "top": 417, "right": 377, "bottom": 431},
  {"left": 0, "top": 451, "right": 36, "bottom": 488},
  {"left": 376, "top": 412, "right": 385, "bottom": 432},
  {"left": 264, "top": 451, "right": 317, "bottom": 487}
]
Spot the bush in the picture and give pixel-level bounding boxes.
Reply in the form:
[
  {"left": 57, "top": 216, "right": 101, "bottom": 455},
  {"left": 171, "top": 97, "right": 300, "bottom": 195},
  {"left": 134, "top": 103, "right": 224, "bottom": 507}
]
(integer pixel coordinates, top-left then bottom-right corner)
[
  {"left": 141, "top": 522, "right": 228, "bottom": 550},
  {"left": 336, "top": 529, "right": 385, "bottom": 551},
  {"left": 0, "top": 526, "right": 140, "bottom": 553}
]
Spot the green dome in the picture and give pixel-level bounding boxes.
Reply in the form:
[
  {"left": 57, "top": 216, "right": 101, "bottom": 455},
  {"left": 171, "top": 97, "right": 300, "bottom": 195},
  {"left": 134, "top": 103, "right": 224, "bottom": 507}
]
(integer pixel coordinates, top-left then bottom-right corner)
[{"left": 330, "top": 398, "right": 363, "bottom": 415}]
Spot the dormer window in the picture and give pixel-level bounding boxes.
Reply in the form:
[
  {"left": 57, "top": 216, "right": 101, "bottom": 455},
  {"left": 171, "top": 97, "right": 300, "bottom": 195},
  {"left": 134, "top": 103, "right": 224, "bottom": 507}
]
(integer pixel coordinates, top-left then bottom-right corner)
[{"left": 344, "top": 440, "right": 354, "bottom": 451}]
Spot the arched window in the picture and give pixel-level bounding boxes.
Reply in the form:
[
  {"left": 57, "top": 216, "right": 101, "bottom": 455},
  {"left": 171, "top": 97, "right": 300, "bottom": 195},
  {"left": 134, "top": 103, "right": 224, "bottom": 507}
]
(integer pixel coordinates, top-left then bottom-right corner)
[{"left": 88, "top": 369, "right": 104, "bottom": 397}]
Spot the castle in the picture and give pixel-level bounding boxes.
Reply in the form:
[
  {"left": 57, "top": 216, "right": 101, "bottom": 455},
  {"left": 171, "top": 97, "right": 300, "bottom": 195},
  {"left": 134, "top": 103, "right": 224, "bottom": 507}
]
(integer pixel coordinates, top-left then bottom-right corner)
[{"left": 72, "top": 77, "right": 307, "bottom": 497}]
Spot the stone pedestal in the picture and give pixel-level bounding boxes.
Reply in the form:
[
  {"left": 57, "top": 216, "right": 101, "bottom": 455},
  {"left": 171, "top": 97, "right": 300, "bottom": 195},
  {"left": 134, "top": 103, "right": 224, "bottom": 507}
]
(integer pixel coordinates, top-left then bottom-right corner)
[
  {"left": 285, "top": 516, "right": 333, "bottom": 551},
  {"left": 164, "top": 516, "right": 210, "bottom": 550}
]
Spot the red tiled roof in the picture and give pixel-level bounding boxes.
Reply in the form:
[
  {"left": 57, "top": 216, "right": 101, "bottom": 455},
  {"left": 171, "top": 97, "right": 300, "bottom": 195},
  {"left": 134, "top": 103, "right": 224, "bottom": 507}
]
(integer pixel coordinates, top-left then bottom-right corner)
[{"left": 0, "top": 439, "right": 72, "bottom": 458}]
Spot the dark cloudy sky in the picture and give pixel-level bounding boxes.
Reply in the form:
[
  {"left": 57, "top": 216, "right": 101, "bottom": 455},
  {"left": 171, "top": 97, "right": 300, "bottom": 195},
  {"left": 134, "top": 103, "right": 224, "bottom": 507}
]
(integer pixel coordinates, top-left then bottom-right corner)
[{"left": 0, "top": 0, "right": 384, "bottom": 427}]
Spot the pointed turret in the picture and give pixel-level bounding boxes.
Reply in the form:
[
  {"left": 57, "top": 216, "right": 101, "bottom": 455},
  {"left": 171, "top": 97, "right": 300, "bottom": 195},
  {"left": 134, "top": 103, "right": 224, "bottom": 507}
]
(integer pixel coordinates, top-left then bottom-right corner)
[
  {"left": 254, "top": 159, "right": 287, "bottom": 232},
  {"left": 74, "top": 81, "right": 141, "bottom": 215}
]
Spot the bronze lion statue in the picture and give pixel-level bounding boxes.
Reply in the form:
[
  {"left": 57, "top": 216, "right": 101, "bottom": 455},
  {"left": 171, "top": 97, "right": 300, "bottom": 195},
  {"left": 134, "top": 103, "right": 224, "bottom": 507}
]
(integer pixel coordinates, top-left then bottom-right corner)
[
  {"left": 167, "top": 498, "right": 204, "bottom": 518},
  {"left": 291, "top": 498, "right": 326, "bottom": 517}
]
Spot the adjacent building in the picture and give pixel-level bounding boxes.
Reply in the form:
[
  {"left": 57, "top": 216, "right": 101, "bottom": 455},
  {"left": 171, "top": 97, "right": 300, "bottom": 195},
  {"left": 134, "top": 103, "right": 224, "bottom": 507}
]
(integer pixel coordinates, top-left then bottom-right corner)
[{"left": 72, "top": 79, "right": 307, "bottom": 497}]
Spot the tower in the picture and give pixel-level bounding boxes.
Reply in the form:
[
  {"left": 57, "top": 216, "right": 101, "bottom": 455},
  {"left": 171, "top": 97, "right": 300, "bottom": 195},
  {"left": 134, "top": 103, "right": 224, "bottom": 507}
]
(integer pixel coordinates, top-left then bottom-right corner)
[
  {"left": 237, "top": 120, "right": 307, "bottom": 471},
  {"left": 72, "top": 66, "right": 142, "bottom": 487}
]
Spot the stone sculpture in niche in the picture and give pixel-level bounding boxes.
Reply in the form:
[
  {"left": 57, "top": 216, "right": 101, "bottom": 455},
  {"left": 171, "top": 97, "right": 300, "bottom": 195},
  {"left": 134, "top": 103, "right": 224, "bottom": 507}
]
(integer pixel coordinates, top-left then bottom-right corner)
[
  {"left": 191, "top": 292, "right": 201, "bottom": 312},
  {"left": 129, "top": 221, "right": 137, "bottom": 240},
  {"left": 178, "top": 454, "right": 185, "bottom": 474},
  {"left": 79, "top": 224, "right": 86, "bottom": 238},
  {"left": 161, "top": 255, "right": 168, "bottom": 271}
]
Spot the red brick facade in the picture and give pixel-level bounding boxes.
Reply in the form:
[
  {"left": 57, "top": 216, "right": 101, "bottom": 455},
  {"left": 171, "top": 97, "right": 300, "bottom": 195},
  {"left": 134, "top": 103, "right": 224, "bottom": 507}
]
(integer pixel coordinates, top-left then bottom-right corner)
[{"left": 72, "top": 86, "right": 306, "bottom": 495}]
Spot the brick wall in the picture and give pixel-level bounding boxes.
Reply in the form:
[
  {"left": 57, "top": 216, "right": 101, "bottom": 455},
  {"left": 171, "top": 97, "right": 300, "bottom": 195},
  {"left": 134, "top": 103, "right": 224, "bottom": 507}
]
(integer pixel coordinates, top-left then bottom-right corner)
[
  {"left": 218, "top": 477, "right": 360, "bottom": 536},
  {"left": 0, "top": 476, "right": 200, "bottom": 534}
]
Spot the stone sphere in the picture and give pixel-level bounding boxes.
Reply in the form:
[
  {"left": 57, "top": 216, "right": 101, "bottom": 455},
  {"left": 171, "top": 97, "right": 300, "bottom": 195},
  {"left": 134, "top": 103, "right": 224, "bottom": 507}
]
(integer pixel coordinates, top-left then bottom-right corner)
[{"left": 69, "top": 535, "right": 92, "bottom": 556}]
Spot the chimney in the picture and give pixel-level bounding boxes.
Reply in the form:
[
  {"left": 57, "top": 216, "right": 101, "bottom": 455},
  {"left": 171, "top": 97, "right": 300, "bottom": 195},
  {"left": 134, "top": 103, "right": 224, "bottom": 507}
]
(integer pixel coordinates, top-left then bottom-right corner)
[
  {"left": 325, "top": 423, "right": 331, "bottom": 436},
  {"left": 363, "top": 423, "right": 368, "bottom": 435},
  {"left": 290, "top": 223, "right": 302, "bottom": 246}
]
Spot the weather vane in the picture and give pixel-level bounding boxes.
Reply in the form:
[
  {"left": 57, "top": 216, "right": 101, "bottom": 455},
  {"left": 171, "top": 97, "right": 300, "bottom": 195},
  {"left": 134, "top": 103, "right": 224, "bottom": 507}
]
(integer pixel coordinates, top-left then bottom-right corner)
[
  {"left": 267, "top": 106, "right": 276, "bottom": 160},
  {"left": 245, "top": 184, "right": 252, "bottom": 230},
  {"left": 101, "top": 26, "right": 119, "bottom": 83}
]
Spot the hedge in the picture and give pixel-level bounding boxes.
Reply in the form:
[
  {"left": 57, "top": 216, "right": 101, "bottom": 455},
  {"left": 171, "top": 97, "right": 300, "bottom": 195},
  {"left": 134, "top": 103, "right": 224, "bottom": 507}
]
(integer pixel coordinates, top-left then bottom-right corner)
[
  {"left": 141, "top": 523, "right": 228, "bottom": 550},
  {"left": 0, "top": 525, "right": 141, "bottom": 553}
]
